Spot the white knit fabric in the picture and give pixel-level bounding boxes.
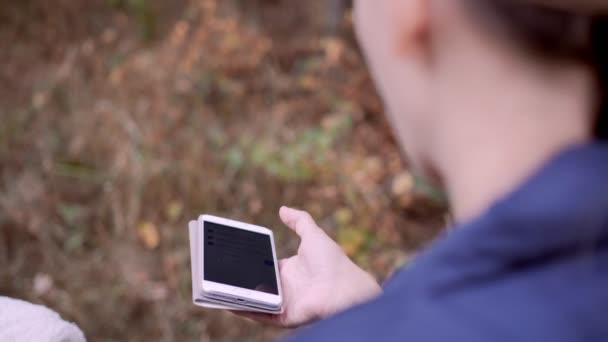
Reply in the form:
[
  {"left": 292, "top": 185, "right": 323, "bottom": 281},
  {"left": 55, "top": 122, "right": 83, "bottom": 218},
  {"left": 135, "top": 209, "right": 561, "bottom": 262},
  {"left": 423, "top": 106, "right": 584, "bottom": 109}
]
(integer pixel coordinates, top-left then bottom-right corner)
[{"left": 0, "top": 296, "right": 85, "bottom": 342}]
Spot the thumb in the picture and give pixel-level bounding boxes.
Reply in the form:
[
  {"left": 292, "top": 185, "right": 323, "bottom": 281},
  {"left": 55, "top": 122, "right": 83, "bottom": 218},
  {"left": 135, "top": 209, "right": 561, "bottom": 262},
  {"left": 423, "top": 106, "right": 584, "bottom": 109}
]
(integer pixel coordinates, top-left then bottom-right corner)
[{"left": 279, "top": 206, "right": 319, "bottom": 238}]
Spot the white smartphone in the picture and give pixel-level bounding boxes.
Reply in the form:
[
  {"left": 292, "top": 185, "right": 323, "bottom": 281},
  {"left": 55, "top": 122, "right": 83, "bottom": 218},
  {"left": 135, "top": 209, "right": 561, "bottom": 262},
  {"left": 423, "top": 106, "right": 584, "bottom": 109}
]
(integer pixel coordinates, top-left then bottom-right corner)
[{"left": 197, "top": 215, "right": 283, "bottom": 311}]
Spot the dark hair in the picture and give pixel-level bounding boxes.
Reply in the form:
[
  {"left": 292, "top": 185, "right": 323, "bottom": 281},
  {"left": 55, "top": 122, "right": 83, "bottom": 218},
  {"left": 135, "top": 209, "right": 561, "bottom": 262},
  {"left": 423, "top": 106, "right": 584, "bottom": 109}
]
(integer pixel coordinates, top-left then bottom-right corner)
[{"left": 467, "top": 0, "right": 608, "bottom": 140}]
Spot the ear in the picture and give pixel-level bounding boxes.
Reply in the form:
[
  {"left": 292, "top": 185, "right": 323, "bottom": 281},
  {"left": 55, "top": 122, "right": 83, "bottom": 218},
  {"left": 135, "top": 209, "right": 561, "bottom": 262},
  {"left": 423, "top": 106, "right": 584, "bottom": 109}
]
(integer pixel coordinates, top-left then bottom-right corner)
[{"left": 389, "top": 0, "right": 431, "bottom": 58}]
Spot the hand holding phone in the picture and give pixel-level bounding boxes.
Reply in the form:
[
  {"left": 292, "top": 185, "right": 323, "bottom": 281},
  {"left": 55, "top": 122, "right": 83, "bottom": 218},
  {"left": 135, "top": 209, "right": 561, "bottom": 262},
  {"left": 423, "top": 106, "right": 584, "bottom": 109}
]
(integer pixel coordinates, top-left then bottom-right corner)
[{"left": 189, "top": 207, "right": 381, "bottom": 328}]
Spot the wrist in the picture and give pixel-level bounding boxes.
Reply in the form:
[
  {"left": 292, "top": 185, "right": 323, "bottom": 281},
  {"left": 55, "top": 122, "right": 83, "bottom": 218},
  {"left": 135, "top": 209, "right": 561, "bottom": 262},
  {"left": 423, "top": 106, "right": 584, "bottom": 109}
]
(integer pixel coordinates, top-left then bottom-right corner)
[{"left": 319, "top": 260, "right": 381, "bottom": 319}]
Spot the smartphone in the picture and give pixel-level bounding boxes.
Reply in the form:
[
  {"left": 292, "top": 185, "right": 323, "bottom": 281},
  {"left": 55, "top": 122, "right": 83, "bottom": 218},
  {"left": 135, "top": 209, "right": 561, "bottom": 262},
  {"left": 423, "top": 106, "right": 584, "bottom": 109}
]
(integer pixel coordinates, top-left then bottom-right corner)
[{"left": 198, "top": 215, "right": 282, "bottom": 311}]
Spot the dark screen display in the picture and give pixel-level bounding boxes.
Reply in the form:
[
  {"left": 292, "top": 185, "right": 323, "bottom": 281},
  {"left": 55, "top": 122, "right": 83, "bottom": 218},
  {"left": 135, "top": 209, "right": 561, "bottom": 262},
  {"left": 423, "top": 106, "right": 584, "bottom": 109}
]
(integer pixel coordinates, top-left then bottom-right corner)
[{"left": 203, "top": 221, "right": 278, "bottom": 295}]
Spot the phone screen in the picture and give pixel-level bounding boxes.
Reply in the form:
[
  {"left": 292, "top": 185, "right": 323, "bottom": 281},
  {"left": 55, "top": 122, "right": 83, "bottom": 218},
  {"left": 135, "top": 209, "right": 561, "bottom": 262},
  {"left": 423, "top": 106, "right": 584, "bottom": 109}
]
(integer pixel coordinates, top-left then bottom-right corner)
[{"left": 203, "top": 221, "right": 278, "bottom": 295}]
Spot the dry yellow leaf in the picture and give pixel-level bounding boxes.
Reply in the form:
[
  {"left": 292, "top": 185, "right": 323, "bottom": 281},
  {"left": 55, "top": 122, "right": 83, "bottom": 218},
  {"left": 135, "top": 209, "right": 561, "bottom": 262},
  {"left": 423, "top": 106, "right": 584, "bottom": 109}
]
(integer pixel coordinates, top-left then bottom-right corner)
[
  {"left": 335, "top": 207, "right": 353, "bottom": 225},
  {"left": 392, "top": 171, "right": 414, "bottom": 197},
  {"left": 165, "top": 201, "right": 183, "bottom": 223},
  {"left": 299, "top": 75, "right": 319, "bottom": 90},
  {"left": 137, "top": 222, "right": 160, "bottom": 249},
  {"left": 321, "top": 37, "right": 344, "bottom": 65}
]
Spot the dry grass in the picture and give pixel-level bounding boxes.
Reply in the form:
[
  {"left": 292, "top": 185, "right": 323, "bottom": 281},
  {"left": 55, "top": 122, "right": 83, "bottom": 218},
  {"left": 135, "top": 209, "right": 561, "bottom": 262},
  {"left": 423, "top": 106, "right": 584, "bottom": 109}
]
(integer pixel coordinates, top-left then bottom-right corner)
[{"left": 0, "top": 1, "right": 446, "bottom": 340}]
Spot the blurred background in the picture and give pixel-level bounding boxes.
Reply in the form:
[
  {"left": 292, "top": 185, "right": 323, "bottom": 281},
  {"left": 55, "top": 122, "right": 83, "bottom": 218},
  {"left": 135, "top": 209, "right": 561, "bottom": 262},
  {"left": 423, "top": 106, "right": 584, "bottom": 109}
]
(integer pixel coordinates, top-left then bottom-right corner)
[{"left": 0, "top": 0, "right": 447, "bottom": 340}]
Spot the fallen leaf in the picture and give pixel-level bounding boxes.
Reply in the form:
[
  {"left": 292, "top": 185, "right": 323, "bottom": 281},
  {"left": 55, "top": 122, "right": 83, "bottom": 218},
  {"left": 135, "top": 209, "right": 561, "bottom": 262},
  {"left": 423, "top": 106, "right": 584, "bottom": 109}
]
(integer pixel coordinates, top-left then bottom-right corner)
[
  {"left": 166, "top": 201, "right": 183, "bottom": 223},
  {"left": 392, "top": 171, "right": 414, "bottom": 197},
  {"left": 321, "top": 37, "right": 344, "bottom": 65},
  {"left": 137, "top": 222, "right": 160, "bottom": 249},
  {"left": 334, "top": 207, "right": 353, "bottom": 225},
  {"left": 299, "top": 75, "right": 319, "bottom": 90}
]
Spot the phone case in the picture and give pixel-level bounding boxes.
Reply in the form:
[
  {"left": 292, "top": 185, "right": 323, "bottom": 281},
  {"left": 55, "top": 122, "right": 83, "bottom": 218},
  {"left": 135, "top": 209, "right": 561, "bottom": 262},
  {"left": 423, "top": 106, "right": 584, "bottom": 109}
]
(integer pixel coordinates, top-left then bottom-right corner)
[{"left": 189, "top": 220, "right": 283, "bottom": 314}]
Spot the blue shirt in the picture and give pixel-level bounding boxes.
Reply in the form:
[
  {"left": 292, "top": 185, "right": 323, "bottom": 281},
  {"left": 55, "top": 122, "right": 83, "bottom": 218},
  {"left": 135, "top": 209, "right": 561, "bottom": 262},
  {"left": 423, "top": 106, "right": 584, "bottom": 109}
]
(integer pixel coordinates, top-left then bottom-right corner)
[{"left": 287, "top": 143, "right": 608, "bottom": 341}]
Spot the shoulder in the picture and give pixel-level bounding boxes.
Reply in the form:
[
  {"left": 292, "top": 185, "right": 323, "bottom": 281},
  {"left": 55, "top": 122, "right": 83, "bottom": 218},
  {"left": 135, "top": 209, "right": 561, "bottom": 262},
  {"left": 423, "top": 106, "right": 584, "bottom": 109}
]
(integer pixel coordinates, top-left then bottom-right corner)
[
  {"left": 285, "top": 288, "right": 487, "bottom": 342},
  {"left": 285, "top": 272, "right": 581, "bottom": 342},
  {"left": 285, "top": 244, "right": 597, "bottom": 342}
]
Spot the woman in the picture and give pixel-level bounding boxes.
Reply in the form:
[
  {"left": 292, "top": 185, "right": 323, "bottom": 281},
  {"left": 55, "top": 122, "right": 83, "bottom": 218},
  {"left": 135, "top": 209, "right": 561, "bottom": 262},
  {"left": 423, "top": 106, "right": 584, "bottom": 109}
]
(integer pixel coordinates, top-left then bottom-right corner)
[{"left": 241, "top": 0, "right": 608, "bottom": 340}]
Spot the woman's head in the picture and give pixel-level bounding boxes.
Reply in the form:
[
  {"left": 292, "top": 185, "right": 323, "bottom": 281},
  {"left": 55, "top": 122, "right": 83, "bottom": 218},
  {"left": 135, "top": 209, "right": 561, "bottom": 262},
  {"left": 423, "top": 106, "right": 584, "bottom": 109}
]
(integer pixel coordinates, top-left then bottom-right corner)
[{"left": 354, "top": 0, "right": 607, "bottom": 182}]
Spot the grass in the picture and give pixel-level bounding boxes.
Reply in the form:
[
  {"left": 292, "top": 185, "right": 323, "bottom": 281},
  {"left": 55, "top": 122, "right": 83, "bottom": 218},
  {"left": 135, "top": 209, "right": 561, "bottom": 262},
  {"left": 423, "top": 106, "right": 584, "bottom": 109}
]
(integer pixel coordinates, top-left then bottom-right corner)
[{"left": 0, "top": 0, "right": 446, "bottom": 340}]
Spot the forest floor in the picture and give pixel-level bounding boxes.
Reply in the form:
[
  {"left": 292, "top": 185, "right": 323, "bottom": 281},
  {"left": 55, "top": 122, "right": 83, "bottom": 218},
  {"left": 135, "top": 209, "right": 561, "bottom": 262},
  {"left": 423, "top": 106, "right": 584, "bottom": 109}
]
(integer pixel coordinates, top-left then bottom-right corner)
[{"left": 0, "top": 0, "right": 446, "bottom": 341}]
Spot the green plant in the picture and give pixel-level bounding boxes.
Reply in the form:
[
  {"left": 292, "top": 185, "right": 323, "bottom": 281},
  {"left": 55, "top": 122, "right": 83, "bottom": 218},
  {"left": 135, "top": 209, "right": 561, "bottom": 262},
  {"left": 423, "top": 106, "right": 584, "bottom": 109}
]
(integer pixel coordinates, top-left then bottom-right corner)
[{"left": 224, "top": 114, "right": 352, "bottom": 181}]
